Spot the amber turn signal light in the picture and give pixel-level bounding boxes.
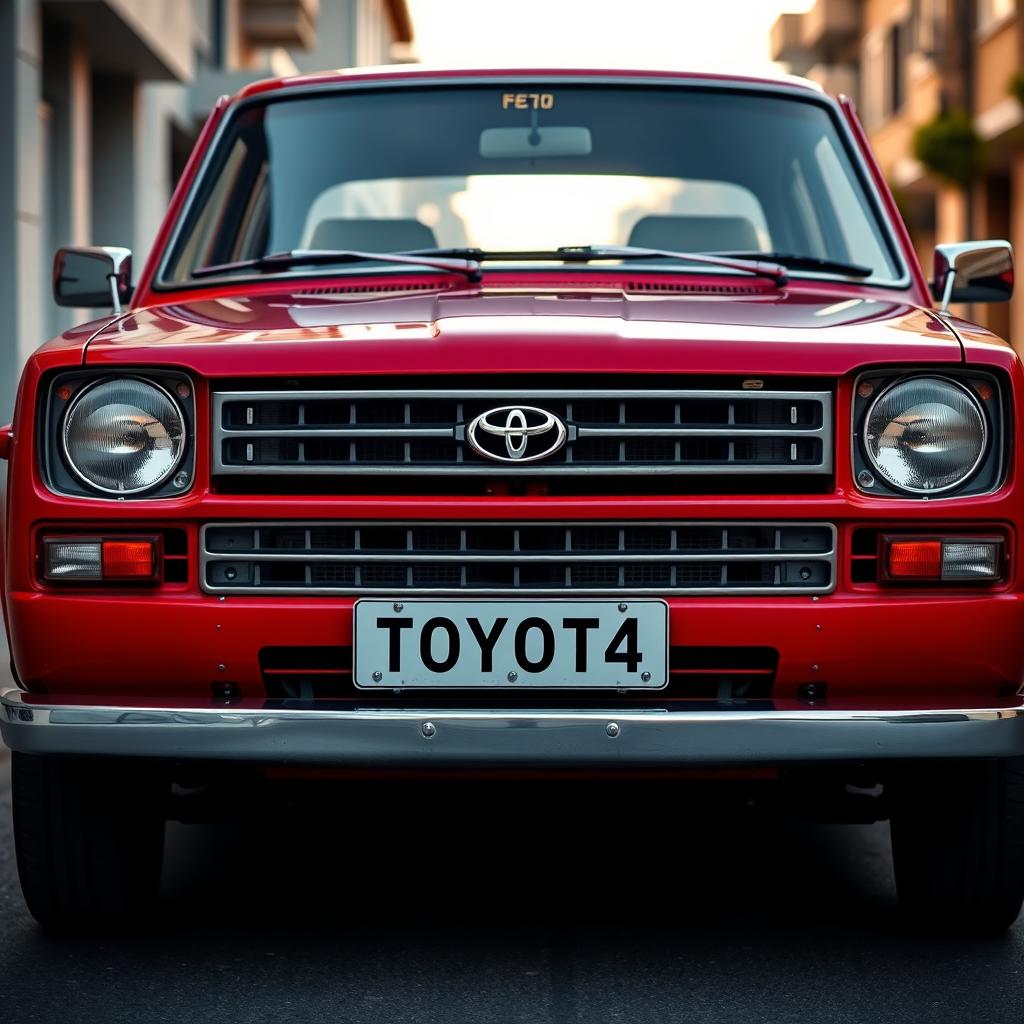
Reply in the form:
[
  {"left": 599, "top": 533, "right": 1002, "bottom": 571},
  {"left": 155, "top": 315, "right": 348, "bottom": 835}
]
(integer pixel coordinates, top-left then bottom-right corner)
[
  {"left": 101, "top": 540, "right": 158, "bottom": 579},
  {"left": 880, "top": 535, "right": 1004, "bottom": 583},
  {"left": 41, "top": 535, "right": 161, "bottom": 582},
  {"left": 887, "top": 540, "right": 942, "bottom": 579}
]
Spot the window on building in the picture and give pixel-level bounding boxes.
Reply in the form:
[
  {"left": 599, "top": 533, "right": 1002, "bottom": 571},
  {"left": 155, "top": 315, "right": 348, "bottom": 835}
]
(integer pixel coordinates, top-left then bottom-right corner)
[
  {"left": 978, "top": 0, "right": 1016, "bottom": 32},
  {"left": 913, "top": 0, "right": 945, "bottom": 57},
  {"left": 888, "top": 22, "right": 906, "bottom": 114},
  {"left": 861, "top": 32, "right": 885, "bottom": 128},
  {"left": 862, "top": 21, "right": 908, "bottom": 127}
]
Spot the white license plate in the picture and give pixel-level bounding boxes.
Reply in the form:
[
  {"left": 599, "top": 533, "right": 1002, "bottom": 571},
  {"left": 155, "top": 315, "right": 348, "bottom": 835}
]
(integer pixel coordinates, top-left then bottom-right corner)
[{"left": 353, "top": 599, "right": 668, "bottom": 689}]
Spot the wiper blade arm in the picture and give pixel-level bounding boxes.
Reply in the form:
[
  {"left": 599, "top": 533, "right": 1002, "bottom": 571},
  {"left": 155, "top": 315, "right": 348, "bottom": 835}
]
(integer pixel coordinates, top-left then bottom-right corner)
[
  {"left": 405, "top": 245, "right": 789, "bottom": 286},
  {"left": 558, "top": 245, "right": 789, "bottom": 285},
  {"left": 715, "top": 251, "right": 874, "bottom": 278},
  {"left": 193, "top": 248, "right": 482, "bottom": 281}
]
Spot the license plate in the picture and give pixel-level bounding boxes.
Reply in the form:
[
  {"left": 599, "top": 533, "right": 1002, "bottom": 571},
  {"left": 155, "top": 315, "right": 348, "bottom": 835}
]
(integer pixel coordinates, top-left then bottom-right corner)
[{"left": 353, "top": 599, "right": 668, "bottom": 689}]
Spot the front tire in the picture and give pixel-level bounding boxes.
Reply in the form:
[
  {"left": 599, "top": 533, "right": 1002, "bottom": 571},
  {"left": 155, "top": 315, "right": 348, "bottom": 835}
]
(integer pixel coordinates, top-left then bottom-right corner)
[
  {"left": 12, "top": 753, "right": 166, "bottom": 930},
  {"left": 890, "top": 757, "right": 1024, "bottom": 933}
]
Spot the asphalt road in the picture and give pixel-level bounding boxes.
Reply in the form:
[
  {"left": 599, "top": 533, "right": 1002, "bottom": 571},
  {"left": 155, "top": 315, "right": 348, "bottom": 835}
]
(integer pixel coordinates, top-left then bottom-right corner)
[{"left": 0, "top": 766, "right": 1023, "bottom": 1024}]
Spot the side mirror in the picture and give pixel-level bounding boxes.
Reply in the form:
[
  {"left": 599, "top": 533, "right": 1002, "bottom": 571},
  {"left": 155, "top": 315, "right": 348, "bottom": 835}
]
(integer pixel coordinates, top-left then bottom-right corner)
[
  {"left": 53, "top": 246, "right": 132, "bottom": 314},
  {"left": 932, "top": 240, "right": 1013, "bottom": 311}
]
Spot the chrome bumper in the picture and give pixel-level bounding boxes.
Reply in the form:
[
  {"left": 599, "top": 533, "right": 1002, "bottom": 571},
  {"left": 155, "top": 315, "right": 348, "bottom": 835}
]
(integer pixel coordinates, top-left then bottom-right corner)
[{"left": 4, "top": 691, "right": 1024, "bottom": 764}]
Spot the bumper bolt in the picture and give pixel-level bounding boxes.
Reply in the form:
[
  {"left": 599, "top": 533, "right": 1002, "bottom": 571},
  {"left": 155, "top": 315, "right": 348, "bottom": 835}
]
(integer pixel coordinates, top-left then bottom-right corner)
[
  {"left": 372, "top": 670, "right": 383, "bottom": 682},
  {"left": 606, "top": 722, "right": 620, "bottom": 738},
  {"left": 211, "top": 681, "right": 240, "bottom": 702},
  {"left": 799, "top": 682, "right": 827, "bottom": 704},
  {"left": 421, "top": 721, "right": 436, "bottom": 738}
]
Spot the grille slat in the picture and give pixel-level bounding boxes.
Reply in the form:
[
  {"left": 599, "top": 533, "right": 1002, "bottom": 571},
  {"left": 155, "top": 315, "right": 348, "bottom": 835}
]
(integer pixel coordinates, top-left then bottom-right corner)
[
  {"left": 202, "top": 521, "right": 836, "bottom": 596},
  {"left": 213, "top": 388, "right": 832, "bottom": 476}
]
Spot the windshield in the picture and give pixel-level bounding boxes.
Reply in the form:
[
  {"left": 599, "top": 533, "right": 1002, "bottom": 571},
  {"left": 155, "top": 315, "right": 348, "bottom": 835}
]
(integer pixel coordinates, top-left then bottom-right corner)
[{"left": 163, "top": 84, "right": 903, "bottom": 285}]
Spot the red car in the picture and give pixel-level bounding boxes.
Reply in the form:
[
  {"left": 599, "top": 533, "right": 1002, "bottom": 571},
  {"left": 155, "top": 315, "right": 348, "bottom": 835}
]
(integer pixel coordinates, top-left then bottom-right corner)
[{"left": 2, "top": 67, "right": 1023, "bottom": 931}]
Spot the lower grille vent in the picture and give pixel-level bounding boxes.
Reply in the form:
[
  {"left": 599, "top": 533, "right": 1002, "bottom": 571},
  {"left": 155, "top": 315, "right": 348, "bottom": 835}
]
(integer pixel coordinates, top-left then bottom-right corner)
[
  {"left": 259, "top": 646, "right": 778, "bottom": 704},
  {"left": 203, "top": 521, "right": 836, "bottom": 596}
]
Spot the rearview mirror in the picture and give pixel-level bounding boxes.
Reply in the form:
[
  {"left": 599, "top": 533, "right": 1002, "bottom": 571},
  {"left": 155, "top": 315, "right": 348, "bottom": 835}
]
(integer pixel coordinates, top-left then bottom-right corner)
[
  {"left": 479, "top": 126, "right": 592, "bottom": 159},
  {"left": 932, "top": 240, "right": 1013, "bottom": 311},
  {"left": 53, "top": 246, "right": 132, "bottom": 313}
]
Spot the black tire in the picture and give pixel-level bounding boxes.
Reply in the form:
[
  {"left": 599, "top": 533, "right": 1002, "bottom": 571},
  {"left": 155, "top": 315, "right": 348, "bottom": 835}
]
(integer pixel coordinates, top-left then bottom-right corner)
[
  {"left": 890, "top": 757, "right": 1024, "bottom": 934},
  {"left": 12, "top": 752, "right": 166, "bottom": 930}
]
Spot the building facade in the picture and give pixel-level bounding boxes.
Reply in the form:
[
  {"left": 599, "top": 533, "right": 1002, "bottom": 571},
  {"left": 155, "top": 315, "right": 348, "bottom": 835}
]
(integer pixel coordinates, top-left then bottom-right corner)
[
  {"left": 772, "top": 0, "right": 1024, "bottom": 345},
  {"left": 0, "top": 0, "right": 414, "bottom": 421}
]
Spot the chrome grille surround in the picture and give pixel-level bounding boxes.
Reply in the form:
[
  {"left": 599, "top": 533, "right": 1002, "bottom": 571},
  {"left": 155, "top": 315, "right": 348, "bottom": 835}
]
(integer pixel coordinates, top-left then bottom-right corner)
[
  {"left": 211, "top": 388, "right": 833, "bottom": 476},
  {"left": 200, "top": 521, "right": 837, "bottom": 596}
]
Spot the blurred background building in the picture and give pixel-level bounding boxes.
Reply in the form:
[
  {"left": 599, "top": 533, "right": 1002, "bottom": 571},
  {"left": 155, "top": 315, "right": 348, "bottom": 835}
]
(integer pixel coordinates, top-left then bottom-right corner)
[
  {"left": 773, "top": 0, "right": 1024, "bottom": 341},
  {"left": 0, "top": 0, "right": 415, "bottom": 420},
  {"left": 6, "top": 1, "right": 1024, "bottom": 423}
]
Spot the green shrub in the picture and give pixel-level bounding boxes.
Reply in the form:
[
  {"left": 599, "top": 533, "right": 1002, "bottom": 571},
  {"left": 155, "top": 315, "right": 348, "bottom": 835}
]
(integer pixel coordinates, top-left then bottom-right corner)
[
  {"left": 1009, "top": 70, "right": 1024, "bottom": 107},
  {"left": 912, "top": 110, "right": 986, "bottom": 187}
]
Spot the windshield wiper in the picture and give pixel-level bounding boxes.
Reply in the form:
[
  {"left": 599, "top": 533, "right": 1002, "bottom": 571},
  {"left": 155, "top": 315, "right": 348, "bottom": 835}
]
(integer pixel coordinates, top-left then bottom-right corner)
[
  {"left": 714, "top": 251, "right": 874, "bottom": 278},
  {"left": 404, "top": 245, "right": 790, "bottom": 286},
  {"left": 192, "top": 248, "right": 483, "bottom": 281}
]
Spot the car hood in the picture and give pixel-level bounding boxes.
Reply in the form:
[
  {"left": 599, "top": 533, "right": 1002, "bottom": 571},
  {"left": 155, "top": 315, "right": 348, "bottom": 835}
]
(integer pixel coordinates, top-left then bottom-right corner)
[{"left": 84, "top": 285, "right": 965, "bottom": 377}]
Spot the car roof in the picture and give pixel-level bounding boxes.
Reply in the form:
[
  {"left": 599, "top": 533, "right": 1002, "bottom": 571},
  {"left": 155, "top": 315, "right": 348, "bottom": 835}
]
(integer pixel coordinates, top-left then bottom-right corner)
[{"left": 234, "top": 65, "right": 825, "bottom": 102}]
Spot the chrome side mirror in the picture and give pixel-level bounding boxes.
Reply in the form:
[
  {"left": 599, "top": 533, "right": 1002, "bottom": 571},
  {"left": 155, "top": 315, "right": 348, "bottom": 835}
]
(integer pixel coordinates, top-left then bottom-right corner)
[
  {"left": 53, "top": 246, "right": 133, "bottom": 314},
  {"left": 932, "top": 240, "right": 1013, "bottom": 311}
]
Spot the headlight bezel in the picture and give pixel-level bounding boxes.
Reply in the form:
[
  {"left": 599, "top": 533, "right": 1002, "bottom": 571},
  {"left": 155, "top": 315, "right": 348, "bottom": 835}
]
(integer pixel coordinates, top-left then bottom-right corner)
[
  {"left": 853, "top": 369, "right": 1007, "bottom": 500},
  {"left": 41, "top": 370, "right": 196, "bottom": 500}
]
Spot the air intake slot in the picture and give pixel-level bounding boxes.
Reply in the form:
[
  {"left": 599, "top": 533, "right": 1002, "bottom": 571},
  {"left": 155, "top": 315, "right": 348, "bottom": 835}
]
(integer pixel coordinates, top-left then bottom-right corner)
[
  {"left": 203, "top": 521, "right": 836, "bottom": 596},
  {"left": 259, "top": 645, "right": 778, "bottom": 704}
]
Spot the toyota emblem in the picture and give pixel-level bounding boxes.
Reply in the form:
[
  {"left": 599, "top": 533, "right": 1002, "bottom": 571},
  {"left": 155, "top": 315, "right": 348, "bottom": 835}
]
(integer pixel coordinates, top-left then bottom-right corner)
[{"left": 466, "top": 406, "right": 567, "bottom": 463}]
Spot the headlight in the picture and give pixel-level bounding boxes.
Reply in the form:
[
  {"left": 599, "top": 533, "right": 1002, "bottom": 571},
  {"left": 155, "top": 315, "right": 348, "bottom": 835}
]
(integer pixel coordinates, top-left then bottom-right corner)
[
  {"left": 863, "top": 377, "right": 987, "bottom": 494},
  {"left": 61, "top": 378, "right": 186, "bottom": 494}
]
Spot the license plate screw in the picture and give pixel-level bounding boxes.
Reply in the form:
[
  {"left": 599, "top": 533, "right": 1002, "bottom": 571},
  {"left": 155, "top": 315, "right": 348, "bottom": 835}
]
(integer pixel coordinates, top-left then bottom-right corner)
[
  {"left": 641, "top": 671, "right": 651, "bottom": 682},
  {"left": 393, "top": 602, "right": 404, "bottom": 612},
  {"left": 421, "top": 721, "right": 436, "bottom": 738},
  {"left": 618, "top": 602, "right": 628, "bottom": 612},
  {"left": 372, "top": 670, "right": 383, "bottom": 682},
  {"left": 606, "top": 722, "right": 620, "bottom": 738},
  {"left": 507, "top": 671, "right": 518, "bottom": 682}
]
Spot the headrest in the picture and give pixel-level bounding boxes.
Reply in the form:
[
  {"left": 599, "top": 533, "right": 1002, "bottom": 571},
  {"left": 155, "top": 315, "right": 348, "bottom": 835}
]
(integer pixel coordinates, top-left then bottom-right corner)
[
  {"left": 308, "top": 218, "right": 439, "bottom": 253},
  {"left": 627, "top": 215, "right": 761, "bottom": 254}
]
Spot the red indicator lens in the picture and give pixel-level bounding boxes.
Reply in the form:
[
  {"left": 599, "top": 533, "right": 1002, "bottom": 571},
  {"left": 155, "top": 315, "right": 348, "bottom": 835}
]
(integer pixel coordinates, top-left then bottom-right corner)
[
  {"left": 101, "top": 540, "right": 156, "bottom": 579},
  {"left": 887, "top": 540, "right": 942, "bottom": 579}
]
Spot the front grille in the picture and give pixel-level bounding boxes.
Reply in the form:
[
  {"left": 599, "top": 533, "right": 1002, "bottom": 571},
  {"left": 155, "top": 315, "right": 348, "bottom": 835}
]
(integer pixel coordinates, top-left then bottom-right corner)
[
  {"left": 201, "top": 521, "right": 836, "bottom": 595},
  {"left": 212, "top": 387, "right": 832, "bottom": 477},
  {"left": 259, "top": 645, "right": 778, "bottom": 704}
]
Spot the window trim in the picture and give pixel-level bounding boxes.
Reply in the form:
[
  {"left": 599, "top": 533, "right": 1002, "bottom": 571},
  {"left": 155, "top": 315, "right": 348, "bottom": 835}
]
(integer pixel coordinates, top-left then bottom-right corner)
[{"left": 152, "top": 75, "right": 912, "bottom": 295}]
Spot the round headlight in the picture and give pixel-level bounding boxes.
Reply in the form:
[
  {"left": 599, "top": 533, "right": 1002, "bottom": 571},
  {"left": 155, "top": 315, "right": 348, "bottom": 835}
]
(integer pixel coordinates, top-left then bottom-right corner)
[
  {"left": 61, "top": 378, "right": 186, "bottom": 494},
  {"left": 863, "top": 376, "right": 987, "bottom": 494}
]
